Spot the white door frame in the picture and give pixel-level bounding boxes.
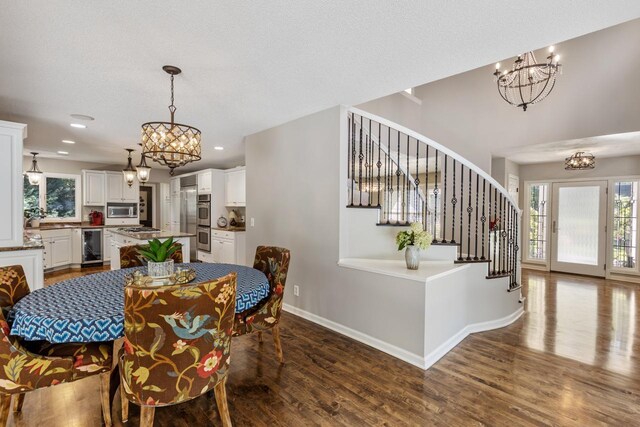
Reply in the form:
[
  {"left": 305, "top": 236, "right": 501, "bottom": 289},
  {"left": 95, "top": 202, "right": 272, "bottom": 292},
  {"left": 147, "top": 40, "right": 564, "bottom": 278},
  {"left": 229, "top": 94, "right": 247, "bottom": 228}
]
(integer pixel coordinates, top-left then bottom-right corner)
[{"left": 550, "top": 180, "right": 608, "bottom": 277}]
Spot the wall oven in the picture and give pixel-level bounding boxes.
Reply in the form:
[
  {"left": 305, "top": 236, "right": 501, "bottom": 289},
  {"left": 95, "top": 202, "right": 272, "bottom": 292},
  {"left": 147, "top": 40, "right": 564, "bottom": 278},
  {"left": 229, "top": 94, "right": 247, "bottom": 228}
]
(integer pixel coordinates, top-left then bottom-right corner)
[
  {"left": 197, "top": 194, "right": 211, "bottom": 227},
  {"left": 107, "top": 203, "right": 138, "bottom": 218},
  {"left": 197, "top": 226, "right": 211, "bottom": 252}
]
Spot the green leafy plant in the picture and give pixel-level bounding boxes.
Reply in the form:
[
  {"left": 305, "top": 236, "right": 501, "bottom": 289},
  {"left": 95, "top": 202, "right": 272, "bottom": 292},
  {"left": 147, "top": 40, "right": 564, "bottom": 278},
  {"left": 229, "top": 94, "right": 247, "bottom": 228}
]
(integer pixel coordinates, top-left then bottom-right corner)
[
  {"left": 24, "top": 207, "right": 48, "bottom": 220},
  {"left": 137, "top": 238, "right": 180, "bottom": 263},
  {"left": 396, "top": 222, "right": 433, "bottom": 251}
]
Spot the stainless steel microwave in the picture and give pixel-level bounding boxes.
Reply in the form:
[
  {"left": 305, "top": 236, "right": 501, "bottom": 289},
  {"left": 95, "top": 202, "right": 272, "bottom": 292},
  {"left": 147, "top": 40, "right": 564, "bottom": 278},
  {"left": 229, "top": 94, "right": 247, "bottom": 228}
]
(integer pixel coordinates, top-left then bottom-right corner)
[{"left": 107, "top": 203, "right": 138, "bottom": 218}]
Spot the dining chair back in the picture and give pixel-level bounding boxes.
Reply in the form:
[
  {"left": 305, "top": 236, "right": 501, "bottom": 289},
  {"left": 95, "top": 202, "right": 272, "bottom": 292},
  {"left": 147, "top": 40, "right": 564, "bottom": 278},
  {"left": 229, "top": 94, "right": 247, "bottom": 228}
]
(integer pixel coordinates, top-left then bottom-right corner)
[
  {"left": 119, "top": 243, "right": 183, "bottom": 268},
  {"left": 0, "top": 265, "right": 114, "bottom": 426},
  {"left": 120, "top": 272, "right": 237, "bottom": 427},
  {"left": 233, "top": 246, "right": 290, "bottom": 363}
]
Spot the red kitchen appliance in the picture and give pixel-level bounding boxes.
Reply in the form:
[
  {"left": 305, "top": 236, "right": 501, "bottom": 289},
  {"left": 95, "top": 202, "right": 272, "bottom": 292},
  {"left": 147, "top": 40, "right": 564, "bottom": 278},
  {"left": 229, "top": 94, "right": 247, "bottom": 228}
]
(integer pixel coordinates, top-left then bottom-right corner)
[{"left": 89, "top": 210, "right": 104, "bottom": 226}]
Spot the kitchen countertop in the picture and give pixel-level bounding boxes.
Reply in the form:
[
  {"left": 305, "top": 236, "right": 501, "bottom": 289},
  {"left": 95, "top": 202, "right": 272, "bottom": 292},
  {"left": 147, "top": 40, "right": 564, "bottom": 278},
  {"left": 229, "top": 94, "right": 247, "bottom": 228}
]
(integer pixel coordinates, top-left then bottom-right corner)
[
  {"left": 212, "top": 227, "right": 246, "bottom": 232},
  {"left": 26, "top": 222, "right": 139, "bottom": 230},
  {"left": 0, "top": 232, "right": 44, "bottom": 252},
  {"left": 110, "top": 229, "right": 196, "bottom": 240}
]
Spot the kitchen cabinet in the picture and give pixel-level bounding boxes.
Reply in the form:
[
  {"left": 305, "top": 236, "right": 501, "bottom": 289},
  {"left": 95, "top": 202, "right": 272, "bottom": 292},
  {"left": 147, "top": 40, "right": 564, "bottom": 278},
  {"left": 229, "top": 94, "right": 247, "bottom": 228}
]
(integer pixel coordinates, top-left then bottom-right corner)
[
  {"left": 0, "top": 120, "right": 26, "bottom": 248},
  {"left": 103, "top": 230, "right": 113, "bottom": 262},
  {"left": 224, "top": 167, "right": 246, "bottom": 207},
  {"left": 40, "top": 229, "right": 73, "bottom": 269},
  {"left": 82, "top": 170, "right": 106, "bottom": 206},
  {"left": 72, "top": 228, "right": 82, "bottom": 265},
  {"left": 198, "top": 170, "right": 212, "bottom": 194},
  {"left": 210, "top": 229, "right": 246, "bottom": 265},
  {"left": 0, "top": 249, "right": 43, "bottom": 290},
  {"left": 106, "top": 171, "right": 139, "bottom": 203}
]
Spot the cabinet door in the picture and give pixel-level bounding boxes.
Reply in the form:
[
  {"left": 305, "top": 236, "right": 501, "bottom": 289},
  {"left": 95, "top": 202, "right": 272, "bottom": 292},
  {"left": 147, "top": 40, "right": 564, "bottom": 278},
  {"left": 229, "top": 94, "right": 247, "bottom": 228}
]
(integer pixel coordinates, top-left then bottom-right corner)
[
  {"left": 103, "top": 232, "right": 112, "bottom": 261},
  {"left": 83, "top": 171, "right": 105, "bottom": 206},
  {"left": 106, "top": 173, "right": 124, "bottom": 202},
  {"left": 210, "top": 240, "right": 222, "bottom": 263},
  {"left": 122, "top": 181, "right": 139, "bottom": 202},
  {"left": 51, "top": 236, "right": 72, "bottom": 267},
  {"left": 42, "top": 240, "right": 52, "bottom": 269},
  {"left": 225, "top": 170, "right": 246, "bottom": 206},
  {"left": 198, "top": 171, "right": 212, "bottom": 193},
  {"left": 220, "top": 240, "right": 235, "bottom": 263}
]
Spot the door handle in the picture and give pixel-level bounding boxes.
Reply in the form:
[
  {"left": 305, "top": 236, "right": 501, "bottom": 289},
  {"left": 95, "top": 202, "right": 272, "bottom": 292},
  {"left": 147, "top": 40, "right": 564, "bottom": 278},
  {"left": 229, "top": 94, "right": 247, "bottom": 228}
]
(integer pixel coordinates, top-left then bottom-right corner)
[{"left": 552, "top": 221, "right": 557, "bottom": 233}]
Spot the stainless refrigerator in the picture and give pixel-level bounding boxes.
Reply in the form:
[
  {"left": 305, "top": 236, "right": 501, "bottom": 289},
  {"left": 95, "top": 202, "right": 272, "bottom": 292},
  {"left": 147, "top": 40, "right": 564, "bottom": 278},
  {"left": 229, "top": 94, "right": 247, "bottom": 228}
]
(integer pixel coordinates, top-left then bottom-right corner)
[{"left": 180, "top": 175, "right": 198, "bottom": 260}]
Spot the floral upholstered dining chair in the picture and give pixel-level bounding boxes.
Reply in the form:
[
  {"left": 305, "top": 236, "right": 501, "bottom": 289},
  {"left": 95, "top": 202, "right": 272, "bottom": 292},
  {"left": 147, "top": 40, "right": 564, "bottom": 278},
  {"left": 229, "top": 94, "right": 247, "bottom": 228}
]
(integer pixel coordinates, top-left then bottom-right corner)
[
  {"left": 119, "top": 243, "right": 183, "bottom": 268},
  {"left": 120, "top": 272, "right": 237, "bottom": 427},
  {"left": 233, "top": 246, "right": 291, "bottom": 363},
  {"left": 0, "top": 265, "right": 114, "bottom": 426}
]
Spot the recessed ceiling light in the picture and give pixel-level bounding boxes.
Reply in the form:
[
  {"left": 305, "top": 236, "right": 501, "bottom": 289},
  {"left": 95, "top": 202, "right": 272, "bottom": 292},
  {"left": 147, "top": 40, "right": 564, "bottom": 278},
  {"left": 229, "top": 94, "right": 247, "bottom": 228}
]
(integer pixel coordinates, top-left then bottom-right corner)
[
  {"left": 70, "top": 123, "right": 86, "bottom": 129},
  {"left": 70, "top": 114, "right": 95, "bottom": 121},
  {"left": 57, "top": 151, "right": 69, "bottom": 155},
  {"left": 214, "top": 146, "right": 224, "bottom": 150},
  {"left": 62, "top": 139, "right": 75, "bottom": 144}
]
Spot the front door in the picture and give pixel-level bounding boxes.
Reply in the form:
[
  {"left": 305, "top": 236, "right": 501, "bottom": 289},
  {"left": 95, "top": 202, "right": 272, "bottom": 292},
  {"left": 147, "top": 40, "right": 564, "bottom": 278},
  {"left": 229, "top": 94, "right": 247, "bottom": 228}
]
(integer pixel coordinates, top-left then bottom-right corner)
[{"left": 550, "top": 181, "right": 607, "bottom": 277}]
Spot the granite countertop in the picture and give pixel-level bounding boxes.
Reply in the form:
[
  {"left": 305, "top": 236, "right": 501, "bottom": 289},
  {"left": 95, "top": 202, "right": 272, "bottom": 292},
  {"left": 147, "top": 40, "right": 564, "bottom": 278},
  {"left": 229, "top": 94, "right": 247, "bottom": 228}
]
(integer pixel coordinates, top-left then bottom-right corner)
[
  {"left": 110, "top": 229, "right": 196, "bottom": 240},
  {"left": 27, "top": 222, "right": 139, "bottom": 230},
  {"left": 212, "top": 226, "right": 246, "bottom": 232},
  {"left": 0, "top": 232, "right": 44, "bottom": 252}
]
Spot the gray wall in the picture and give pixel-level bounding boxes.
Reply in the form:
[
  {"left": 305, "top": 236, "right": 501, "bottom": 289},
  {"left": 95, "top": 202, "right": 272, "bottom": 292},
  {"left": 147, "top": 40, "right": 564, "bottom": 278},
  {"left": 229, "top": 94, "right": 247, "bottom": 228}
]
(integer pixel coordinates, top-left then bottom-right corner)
[{"left": 245, "top": 106, "right": 426, "bottom": 356}]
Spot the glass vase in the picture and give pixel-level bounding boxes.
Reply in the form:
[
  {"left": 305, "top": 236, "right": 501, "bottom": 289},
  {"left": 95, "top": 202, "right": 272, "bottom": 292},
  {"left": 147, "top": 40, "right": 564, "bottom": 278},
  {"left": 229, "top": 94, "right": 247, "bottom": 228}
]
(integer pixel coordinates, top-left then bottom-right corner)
[
  {"left": 147, "top": 259, "right": 175, "bottom": 278},
  {"left": 405, "top": 246, "right": 420, "bottom": 270}
]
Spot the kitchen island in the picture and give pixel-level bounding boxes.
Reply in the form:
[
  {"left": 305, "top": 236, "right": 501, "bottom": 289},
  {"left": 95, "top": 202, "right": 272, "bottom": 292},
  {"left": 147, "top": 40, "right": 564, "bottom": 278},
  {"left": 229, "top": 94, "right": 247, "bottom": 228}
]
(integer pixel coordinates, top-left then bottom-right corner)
[{"left": 109, "top": 227, "right": 195, "bottom": 270}]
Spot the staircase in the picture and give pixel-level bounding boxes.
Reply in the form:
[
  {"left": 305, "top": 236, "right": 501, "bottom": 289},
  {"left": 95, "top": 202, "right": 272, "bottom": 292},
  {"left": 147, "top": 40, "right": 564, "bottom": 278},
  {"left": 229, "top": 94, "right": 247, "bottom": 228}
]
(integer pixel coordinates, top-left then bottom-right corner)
[{"left": 346, "top": 107, "right": 521, "bottom": 291}]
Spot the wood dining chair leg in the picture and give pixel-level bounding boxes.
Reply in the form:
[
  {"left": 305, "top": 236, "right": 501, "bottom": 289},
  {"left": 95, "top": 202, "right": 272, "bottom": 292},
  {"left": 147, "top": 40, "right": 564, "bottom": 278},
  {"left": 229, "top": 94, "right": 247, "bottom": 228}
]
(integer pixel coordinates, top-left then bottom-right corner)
[
  {"left": 272, "top": 325, "right": 284, "bottom": 364},
  {"left": 214, "top": 377, "right": 232, "bottom": 427},
  {"left": 140, "top": 406, "right": 155, "bottom": 427},
  {"left": 99, "top": 372, "right": 113, "bottom": 427},
  {"left": 0, "top": 394, "right": 11, "bottom": 426},
  {"left": 120, "top": 386, "right": 129, "bottom": 423},
  {"left": 257, "top": 331, "right": 263, "bottom": 343},
  {"left": 12, "top": 393, "right": 24, "bottom": 413}
]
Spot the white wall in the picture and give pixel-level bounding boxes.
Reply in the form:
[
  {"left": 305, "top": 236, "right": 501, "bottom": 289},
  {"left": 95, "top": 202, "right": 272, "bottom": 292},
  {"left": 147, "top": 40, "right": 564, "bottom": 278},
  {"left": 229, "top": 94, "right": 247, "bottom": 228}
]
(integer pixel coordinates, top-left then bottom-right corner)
[{"left": 245, "top": 106, "right": 428, "bottom": 356}]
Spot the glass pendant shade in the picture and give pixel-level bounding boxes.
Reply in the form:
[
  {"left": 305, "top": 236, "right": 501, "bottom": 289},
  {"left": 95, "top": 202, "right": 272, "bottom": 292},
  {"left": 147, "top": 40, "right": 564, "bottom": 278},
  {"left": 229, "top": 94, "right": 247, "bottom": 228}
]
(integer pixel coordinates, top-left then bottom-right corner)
[
  {"left": 26, "top": 152, "right": 43, "bottom": 186},
  {"left": 122, "top": 149, "right": 137, "bottom": 187},
  {"left": 136, "top": 147, "right": 152, "bottom": 183}
]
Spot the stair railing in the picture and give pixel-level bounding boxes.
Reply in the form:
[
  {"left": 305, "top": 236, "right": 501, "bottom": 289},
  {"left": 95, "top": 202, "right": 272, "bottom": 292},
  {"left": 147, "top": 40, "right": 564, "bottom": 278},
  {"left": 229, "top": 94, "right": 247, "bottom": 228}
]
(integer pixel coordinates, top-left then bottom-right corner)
[{"left": 347, "top": 107, "right": 522, "bottom": 290}]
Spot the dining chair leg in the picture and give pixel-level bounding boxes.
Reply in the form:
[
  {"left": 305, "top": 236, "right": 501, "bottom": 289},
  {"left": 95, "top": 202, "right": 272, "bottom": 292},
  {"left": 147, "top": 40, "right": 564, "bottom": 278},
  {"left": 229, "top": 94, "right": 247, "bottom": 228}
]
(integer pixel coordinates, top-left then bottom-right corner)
[
  {"left": 214, "top": 377, "right": 232, "bottom": 427},
  {"left": 257, "top": 331, "right": 263, "bottom": 343},
  {"left": 0, "top": 394, "right": 11, "bottom": 426},
  {"left": 99, "top": 372, "right": 113, "bottom": 427},
  {"left": 12, "top": 393, "right": 24, "bottom": 413},
  {"left": 272, "top": 325, "right": 284, "bottom": 364},
  {"left": 120, "top": 386, "right": 129, "bottom": 423},
  {"left": 140, "top": 406, "right": 155, "bottom": 427}
]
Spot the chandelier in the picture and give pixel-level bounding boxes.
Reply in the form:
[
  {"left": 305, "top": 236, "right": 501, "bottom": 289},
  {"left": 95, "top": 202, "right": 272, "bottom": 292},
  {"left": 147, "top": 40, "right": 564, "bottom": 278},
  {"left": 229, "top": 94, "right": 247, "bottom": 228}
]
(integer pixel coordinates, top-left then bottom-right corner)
[
  {"left": 493, "top": 47, "right": 561, "bottom": 111},
  {"left": 141, "top": 65, "right": 201, "bottom": 175},
  {"left": 565, "top": 151, "right": 595, "bottom": 170}
]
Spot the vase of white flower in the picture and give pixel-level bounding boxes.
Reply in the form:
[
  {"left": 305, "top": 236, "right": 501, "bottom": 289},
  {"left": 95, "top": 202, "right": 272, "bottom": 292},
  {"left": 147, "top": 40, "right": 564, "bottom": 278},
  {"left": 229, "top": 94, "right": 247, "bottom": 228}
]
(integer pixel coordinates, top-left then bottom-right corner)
[{"left": 396, "top": 222, "right": 432, "bottom": 270}]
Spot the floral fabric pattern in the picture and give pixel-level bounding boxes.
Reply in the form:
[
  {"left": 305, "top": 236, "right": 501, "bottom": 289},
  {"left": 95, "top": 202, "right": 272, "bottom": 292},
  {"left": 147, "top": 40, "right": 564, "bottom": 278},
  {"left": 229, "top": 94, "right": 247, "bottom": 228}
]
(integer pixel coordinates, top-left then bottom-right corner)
[
  {"left": 233, "top": 246, "right": 290, "bottom": 336},
  {"left": 119, "top": 273, "right": 237, "bottom": 407},
  {"left": 0, "top": 265, "right": 113, "bottom": 395},
  {"left": 119, "top": 244, "right": 184, "bottom": 268}
]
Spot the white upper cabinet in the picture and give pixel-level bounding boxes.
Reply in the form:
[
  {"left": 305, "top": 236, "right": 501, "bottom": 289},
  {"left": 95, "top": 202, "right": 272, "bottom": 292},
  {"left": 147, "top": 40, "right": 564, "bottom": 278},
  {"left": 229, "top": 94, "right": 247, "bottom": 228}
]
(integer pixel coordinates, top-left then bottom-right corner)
[
  {"left": 82, "top": 170, "right": 106, "bottom": 206},
  {"left": 106, "top": 171, "right": 139, "bottom": 203},
  {"left": 198, "top": 170, "right": 212, "bottom": 193},
  {"left": 225, "top": 167, "right": 246, "bottom": 206},
  {"left": 0, "top": 120, "right": 26, "bottom": 247}
]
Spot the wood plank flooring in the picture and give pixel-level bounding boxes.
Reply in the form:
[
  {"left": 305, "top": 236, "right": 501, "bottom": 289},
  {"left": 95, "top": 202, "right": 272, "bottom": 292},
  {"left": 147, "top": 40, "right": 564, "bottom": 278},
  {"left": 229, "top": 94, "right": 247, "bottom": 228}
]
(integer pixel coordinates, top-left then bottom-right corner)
[{"left": 7, "top": 268, "right": 640, "bottom": 426}]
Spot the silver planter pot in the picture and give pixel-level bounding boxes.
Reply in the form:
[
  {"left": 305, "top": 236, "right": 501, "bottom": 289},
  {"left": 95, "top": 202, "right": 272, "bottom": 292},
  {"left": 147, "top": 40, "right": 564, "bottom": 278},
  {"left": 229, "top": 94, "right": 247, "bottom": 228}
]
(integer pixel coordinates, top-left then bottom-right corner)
[
  {"left": 147, "top": 259, "right": 175, "bottom": 278},
  {"left": 404, "top": 246, "right": 420, "bottom": 270}
]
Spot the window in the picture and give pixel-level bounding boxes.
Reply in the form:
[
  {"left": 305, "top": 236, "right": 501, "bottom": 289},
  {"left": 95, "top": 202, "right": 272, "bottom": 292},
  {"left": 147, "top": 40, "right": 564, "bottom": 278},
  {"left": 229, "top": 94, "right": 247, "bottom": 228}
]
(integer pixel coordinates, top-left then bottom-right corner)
[
  {"left": 24, "top": 173, "right": 81, "bottom": 221},
  {"left": 612, "top": 181, "right": 637, "bottom": 269},
  {"left": 527, "top": 183, "right": 548, "bottom": 261}
]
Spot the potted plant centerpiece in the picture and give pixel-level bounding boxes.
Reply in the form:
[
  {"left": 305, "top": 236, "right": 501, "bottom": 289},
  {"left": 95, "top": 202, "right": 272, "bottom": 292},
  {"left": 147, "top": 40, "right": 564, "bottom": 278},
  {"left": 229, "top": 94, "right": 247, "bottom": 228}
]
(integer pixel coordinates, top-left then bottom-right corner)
[
  {"left": 396, "top": 222, "right": 432, "bottom": 270},
  {"left": 137, "top": 237, "right": 181, "bottom": 279},
  {"left": 24, "top": 207, "right": 48, "bottom": 228}
]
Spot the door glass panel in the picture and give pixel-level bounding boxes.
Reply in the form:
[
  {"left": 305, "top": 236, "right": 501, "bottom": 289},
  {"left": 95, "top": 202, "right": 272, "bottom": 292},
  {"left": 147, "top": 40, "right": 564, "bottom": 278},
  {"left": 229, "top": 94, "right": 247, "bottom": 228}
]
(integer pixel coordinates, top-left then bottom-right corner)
[
  {"left": 612, "top": 181, "right": 637, "bottom": 269},
  {"left": 557, "top": 186, "right": 600, "bottom": 265},
  {"left": 528, "top": 183, "right": 548, "bottom": 260}
]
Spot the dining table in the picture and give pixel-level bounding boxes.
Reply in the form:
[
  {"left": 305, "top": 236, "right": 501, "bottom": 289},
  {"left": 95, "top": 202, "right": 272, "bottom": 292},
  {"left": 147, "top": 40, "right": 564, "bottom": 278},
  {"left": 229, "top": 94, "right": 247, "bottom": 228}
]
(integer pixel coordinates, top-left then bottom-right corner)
[{"left": 9, "top": 262, "right": 270, "bottom": 344}]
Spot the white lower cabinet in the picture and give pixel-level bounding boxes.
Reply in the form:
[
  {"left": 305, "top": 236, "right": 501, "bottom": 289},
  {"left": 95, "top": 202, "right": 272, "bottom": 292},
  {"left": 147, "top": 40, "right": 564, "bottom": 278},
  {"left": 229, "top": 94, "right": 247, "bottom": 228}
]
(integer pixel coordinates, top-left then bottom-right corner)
[
  {"left": 104, "top": 231, "right": 113, "bottom": 262},
  {"left": 40, "top": 229, "right": 73, "bottom": 270},
  {"left": 205, "top": 230, "right": 246, "bottom": 265},
  {"left": 0, "top": 249, "right": 44, "bottom": 291}
]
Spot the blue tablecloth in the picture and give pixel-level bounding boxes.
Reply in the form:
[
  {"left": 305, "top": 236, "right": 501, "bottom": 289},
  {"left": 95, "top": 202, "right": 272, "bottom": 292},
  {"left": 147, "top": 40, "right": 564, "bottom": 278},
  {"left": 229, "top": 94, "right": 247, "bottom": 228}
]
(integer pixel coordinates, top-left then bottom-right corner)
[{"left": 9, "top": 263, "right": 269, "bottom": 343}]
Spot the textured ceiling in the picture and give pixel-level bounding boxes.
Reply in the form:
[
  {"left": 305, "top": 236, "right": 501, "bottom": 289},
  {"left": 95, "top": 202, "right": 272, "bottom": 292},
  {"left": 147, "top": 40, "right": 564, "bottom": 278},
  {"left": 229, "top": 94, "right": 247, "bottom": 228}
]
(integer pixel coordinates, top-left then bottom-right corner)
[{"left": 1, "top": 1, "right": 639, "bottom": 171}]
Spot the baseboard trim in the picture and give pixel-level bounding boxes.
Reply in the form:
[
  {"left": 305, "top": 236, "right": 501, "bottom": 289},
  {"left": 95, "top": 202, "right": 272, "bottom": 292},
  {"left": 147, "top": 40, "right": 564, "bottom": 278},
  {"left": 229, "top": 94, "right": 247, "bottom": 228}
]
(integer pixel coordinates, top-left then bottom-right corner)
[
  {"left": 283, "top": 303, "right": 426, "bottom": 369},
  {"left": 283, "top": 303, "right": 524, "bottom": 371},
  {"left": 423, "top": 307, "right": 524, "bottom": 369}
]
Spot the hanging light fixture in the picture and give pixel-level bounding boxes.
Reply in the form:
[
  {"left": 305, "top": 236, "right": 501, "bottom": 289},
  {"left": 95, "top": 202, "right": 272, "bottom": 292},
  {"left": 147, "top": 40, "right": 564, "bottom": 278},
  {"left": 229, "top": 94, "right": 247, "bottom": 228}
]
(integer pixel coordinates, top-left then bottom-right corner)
[
  {"left": 122, "top": 148, "right": 137, "bottom": 187},
  {"left": 141, "top": 65, "right": 201, "bottom": 175},
  {"left": 135, "top": 143, "right": 151, "bottom": 183},
  {"left": 493, "top": 46, "right": 562, "bottom": 111},
  {"left": 565, "top": 151, "right": 595, "bottom": 170},
  {"left": 25, "top": 152, "right": 43, "bottom": 185}
]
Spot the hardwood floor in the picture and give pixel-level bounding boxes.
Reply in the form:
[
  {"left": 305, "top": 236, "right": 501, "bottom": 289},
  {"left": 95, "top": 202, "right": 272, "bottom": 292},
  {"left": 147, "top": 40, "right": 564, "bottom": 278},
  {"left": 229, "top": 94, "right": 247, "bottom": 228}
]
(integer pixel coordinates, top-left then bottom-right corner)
[{"left": 9, "top": 268, "right": 640, "bottom": 425}]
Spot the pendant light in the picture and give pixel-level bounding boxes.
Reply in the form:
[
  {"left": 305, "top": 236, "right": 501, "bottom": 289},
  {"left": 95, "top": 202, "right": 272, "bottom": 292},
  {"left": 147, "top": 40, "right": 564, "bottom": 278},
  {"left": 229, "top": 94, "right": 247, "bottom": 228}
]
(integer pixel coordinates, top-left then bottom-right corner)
[
  {"left": 135, "top": 143, "right": 151, "bottom": 183},
  {"left": 122, "top": 148, "right": 137, "bottom": 187},
  {"left": 25, "top": 152, "right": 43, "bottom": 185}
]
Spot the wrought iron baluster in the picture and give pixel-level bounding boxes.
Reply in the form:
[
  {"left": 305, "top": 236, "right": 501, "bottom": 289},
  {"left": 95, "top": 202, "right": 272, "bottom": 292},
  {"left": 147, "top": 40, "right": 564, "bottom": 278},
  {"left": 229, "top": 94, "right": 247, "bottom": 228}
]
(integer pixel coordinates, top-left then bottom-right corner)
[
  {"left": 451, "top": 159, "right": 457, "bottom": 244},
  {"left": 442, "top": 155, "right": 448, "bottom": 243},
  {"left": 396, "top": 131, "right": 400, "bottom": 224},
  {"left": 386, "top": 126, "right": 391, "bottom": 224},
  {"left": 433, "top": 150, "right": 439, "bottom": 242},
  {"left": 358, "top": 121, "right": 363, "bottom": 206},
  {"left": 513, "top": 208, "right": 519, "bottom": 288},
  {"left": 425, "top": 145, "right": 429, "bottom": 231},
  {"left": 466, "top": 169, "right": 472, "bottom": 260},
  {"left": 492, "top": 187, "right": 498, "bottom": 275},
  {"left": 474, "top": 172, "right": 479, "bottom": 260},
  {"left": 501, "top": 193, "right": 506, "bottom": 274},
  {"left": 377, "top": 122, "right": 381, "bottom": 207},
  {"left": 406, "top": 134, "right": 410, "bottom": 224},
  {"left": 458, "top": 164, "right": 464, "bottom": 261},
  {"left": 481, "top": 178, "right": 486, "bottom": 260},
  {"left": 414, "top": 138, "right": 420, "bottom": 223}
]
